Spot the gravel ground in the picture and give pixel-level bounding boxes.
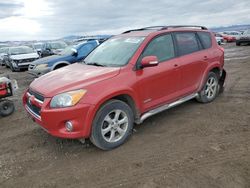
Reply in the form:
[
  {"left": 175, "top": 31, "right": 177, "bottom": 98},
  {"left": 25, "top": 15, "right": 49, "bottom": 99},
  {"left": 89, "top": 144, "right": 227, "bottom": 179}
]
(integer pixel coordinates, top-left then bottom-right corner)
[{"left": 0, "top": 43, "right": 249, "bottom": 188}]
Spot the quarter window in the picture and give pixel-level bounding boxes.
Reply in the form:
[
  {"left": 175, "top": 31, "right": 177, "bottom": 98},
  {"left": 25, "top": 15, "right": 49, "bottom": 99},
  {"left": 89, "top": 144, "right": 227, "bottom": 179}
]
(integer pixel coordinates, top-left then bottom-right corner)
[
  {"left": 197, "top": 32, "right": 212, "bottom": 49},
  {"left": 141, "top": 34, "right": 175, "bottom": 62},
  {"left": 175, "top": 32, "right": 200, "bottom": 56}
]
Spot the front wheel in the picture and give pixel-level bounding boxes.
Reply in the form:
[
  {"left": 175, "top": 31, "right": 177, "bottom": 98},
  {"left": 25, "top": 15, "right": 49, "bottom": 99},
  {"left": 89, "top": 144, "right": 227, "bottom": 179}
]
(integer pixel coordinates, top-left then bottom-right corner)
[
  {"left": 196, "top": 72, "right": 219, "bottom": 103},
  {"left": 9, "top": 61, "right": 19, "bottom": 72},
  {"left": 90, "top": 100, "right": 134, "bottom": 150}
]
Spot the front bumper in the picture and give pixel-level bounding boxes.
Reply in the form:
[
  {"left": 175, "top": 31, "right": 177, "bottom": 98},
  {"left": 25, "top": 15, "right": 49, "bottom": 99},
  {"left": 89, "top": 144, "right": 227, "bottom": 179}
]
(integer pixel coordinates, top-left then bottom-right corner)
[
  {"left": 13, "top": 62, "right": 31, "bottom": 69},
  {"left": 23, "top": 90, "right": 95, "bottom": 139},
  {"left": 28, "top": 67, "right": 51, "bottom": 77}
]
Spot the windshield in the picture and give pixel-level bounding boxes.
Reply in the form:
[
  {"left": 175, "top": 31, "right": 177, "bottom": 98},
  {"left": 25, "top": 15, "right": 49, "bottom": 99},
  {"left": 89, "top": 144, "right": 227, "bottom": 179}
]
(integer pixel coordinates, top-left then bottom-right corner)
[
  {"left": 59, "top": 45, "right": 76, "bottom": 55},
  {"left": 0, "top": 47, "right": 8, "bottom": 53},
  {"left": 84, "top": 36, "right": 145, "bottom": 67},
  {"left": 50, "top": 42, "right": 67, "bottom": 49},
  {"left": 9, "top": 46, "right": 34, "bottom": 55},
  {"left": 34, "top": 43, "right": 43, "bottom": 49}
]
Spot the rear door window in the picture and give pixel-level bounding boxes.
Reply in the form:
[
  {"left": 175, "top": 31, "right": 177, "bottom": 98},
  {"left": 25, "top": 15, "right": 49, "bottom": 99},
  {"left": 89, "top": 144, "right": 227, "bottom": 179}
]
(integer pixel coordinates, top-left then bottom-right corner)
[
  {"left": 174, "top": 32, "right": 200, "bottom": 56},
  {"left": 197, "top": 32, "right": 212, "bottom": 49},
  {"left": 140, "top": 34, "right": 175, "bottom": 62}
]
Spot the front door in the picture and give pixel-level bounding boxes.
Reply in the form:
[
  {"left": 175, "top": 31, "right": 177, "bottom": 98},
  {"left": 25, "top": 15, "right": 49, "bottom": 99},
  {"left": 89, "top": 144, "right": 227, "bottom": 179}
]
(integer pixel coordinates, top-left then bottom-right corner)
[{"left": 135, "top": 34, "right": 181, "bottom": 112}]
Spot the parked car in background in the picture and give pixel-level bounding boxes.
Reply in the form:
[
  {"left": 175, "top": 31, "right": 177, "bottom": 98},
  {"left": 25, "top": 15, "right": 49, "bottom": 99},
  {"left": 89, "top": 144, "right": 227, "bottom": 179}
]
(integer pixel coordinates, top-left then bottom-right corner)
[
  {"left": 28, "top": 40, "right": 99, "bottom": 77},
  {"left": 236, "top": 29, "right": 250, "bottom": 46},
  {"left": 0, "top": 47, "right": 9, "bottom": 66},
  {"left": 32, "top": 43, "right": 44, "bottom": 57},
  {"left": 4, "top": 46, "right": 39, "bottom": 72},
  {"left": 219, "top": 31, "right": 241, "bottom": 42},
  {"left": 0, "top": 44, "right": 8, "bottom": 49},
  {"left": 214, "top": 33, "right": 224, "bottom": 45},
  {"left": 40, "top": 41, "right": 68, "bottom": 57},
  {"left": 23, "top": 25, "right": 226, "bottom": 150}
]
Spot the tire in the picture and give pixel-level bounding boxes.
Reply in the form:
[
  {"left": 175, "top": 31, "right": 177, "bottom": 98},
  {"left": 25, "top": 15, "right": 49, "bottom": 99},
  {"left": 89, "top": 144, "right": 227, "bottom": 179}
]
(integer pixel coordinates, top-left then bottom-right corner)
[
  {"left": 236, "top": 41, "right": 241, "bottom": 46},
  {"left": 196, "top": 72, "right": 219, "bottom": 103},
  {"left": 0, "top": 100, "right": 15, "bottom": 117},
  {"left": 90, "top": 99, "right": 134, "bottom": 150},
  {"left": 9, "top": 61, "right": 18, "bottom": 72}
]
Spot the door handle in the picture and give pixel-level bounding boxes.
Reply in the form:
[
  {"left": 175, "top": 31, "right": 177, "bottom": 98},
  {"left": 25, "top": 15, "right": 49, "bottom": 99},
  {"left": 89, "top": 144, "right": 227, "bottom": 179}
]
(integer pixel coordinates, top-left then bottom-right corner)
[
  {"left": 203, "top": 56, "right": 209, "bottom": 60},
  {"left": 174, "top": 64, "right": 178, "bottom": 67}
]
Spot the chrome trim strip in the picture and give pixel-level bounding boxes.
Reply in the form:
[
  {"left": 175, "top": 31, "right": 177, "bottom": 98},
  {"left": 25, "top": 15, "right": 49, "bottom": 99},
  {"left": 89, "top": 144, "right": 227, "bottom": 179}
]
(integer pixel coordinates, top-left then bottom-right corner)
[
  {"left": 18, "top": 62, "right": 32, "bottom": 65},
  {"left": 139, "top": 93, "right": 198, "bottom": 124},
  {"left": 34, "top": 98, "right": 44, "bottom": 104},
  {"left": 27, "top": 92, "right": 44, "bottom": 104},
  {"left": 25, "top": 104, "right": 41, "bottom": 120}
]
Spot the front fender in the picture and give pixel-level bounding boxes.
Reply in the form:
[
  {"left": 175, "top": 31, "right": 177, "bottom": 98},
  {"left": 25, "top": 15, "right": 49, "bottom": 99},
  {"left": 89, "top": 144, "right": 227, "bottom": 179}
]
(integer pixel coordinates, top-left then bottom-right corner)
[{"left": 81, "top": 88, "right": 140, "bottom": 137}]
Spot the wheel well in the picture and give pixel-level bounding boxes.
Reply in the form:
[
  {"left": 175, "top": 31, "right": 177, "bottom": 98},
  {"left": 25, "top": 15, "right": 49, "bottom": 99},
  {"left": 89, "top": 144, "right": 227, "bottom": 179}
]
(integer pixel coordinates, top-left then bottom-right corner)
[
  {"left": 54, "top": 63, "right": 68, "bottom": 70},
  {"left": 210, "top": 67, "right": 220, "bottom": 77},
  {"left": 111, "top": 94, "right": 140, "bottom": 123}
]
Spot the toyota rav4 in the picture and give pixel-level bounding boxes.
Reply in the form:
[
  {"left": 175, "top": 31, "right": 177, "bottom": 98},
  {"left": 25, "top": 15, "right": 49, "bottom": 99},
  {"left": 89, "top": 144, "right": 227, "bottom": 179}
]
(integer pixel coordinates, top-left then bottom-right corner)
[{"left": 23, "top": 25, "right": 226, "bottom": 150}]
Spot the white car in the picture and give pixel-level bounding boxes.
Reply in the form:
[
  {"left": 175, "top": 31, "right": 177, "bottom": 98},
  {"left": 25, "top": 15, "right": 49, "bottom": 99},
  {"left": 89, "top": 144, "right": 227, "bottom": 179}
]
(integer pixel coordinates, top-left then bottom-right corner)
[
  {"left": 214, "top": 33, "right": 224, "bottom": 45},
  {"left": 4, "top": 46, "right": 39, "bottom": 72}
]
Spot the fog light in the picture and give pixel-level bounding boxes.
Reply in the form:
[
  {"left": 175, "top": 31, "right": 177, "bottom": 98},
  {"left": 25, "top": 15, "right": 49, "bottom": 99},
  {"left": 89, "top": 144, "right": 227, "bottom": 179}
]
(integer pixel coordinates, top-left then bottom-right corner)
[{"left": 65, "top": 121, "right": 73, "bottom": 132}]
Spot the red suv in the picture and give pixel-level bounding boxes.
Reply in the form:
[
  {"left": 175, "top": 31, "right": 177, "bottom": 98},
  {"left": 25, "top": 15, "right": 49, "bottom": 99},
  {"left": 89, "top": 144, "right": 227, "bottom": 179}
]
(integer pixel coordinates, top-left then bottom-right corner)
[{"left": 23, "top": 26, "right": 226, "bottom": 150}]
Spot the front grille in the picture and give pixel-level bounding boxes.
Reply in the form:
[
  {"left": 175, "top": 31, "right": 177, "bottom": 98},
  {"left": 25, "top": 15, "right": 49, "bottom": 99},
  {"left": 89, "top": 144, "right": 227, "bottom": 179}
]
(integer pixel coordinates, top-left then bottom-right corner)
[
  {"left": 26, "top": 100, "right": 41, "bottom": 117},
  {"left": 26, "top": 89, "right": 44, "bottom": 119},
  {"left": 28, "top": 89, "right": 44, "bottom": 102},
  {"left": 20, "top": 58, "right": 37, "bottom": 63}
]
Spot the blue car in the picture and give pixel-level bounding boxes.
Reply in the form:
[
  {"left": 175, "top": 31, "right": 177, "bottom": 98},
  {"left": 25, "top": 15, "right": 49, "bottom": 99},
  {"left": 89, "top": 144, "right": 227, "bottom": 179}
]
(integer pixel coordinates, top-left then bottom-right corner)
[{"left": 28, "top": 40, "right": 99, "bottom": 77}]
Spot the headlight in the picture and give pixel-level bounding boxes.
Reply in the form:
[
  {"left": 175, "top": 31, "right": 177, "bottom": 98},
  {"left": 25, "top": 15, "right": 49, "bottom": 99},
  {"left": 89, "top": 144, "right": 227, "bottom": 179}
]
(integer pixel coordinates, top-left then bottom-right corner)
[
  {"left": 13, "top": 60, "right": 20, "bottom": 63},
  {"left": 50, "top": 89, "right": 87, "bottom": 108},
  {"left": 36, "top": 64, "right": 48, "bottom": 69}
]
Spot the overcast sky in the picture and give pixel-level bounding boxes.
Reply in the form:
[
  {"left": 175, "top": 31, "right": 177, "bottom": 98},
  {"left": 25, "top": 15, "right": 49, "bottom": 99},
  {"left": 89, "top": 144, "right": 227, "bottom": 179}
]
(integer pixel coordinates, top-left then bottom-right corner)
[{"left": 0, "top": 0, "right": 250, "bottom": 41}]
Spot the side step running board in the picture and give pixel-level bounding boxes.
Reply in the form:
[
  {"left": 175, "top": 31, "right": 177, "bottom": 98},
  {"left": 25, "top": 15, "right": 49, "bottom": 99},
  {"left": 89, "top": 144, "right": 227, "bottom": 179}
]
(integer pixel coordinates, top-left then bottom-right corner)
[{"left": 138, "top": 93, "right": 198, "bottom": 124}]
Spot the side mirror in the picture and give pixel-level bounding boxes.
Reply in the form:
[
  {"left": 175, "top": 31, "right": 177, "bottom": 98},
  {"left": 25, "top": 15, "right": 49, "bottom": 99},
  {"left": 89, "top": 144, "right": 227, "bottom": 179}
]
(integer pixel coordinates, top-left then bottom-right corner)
[
  {"left": 71, "top": 48, "right": 78, "bottom": 56},
  {"left": 141, "top": 56, "right": 159, "bottom": 68}
]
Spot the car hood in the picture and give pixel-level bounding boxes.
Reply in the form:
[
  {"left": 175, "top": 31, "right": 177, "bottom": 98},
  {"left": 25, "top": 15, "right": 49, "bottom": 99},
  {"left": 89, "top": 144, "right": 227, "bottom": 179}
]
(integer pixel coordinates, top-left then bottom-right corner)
[
  {"left": 30, "top": 63, "right": 120, "bottom": 97},
  {"left": 10, "top": 53, "right": 39, "bottom": 60},
  {"left": 52, "top": 49, "right": 64, "bottom": 54},
  {"left": 31, "top": 55, "right": 66, "bottom": 65}
]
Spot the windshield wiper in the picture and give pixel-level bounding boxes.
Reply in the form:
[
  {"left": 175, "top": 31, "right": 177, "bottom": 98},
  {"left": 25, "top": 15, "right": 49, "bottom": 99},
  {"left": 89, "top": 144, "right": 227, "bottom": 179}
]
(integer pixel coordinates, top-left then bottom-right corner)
[{"left": 85, "top": 62, "right": 106, "bottom": 67}]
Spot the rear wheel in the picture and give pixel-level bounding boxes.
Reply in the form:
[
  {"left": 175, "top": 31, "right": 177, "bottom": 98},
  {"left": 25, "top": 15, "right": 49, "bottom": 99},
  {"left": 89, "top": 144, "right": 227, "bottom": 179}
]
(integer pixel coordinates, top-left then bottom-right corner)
[
  {"left": 0, "top": 100, "right": 15, "bottom": 117},
  {"left": 196, "top": 72, "right": 219, "bottom": 103},
  {"left": 236, "top": 41, "right": 241, "bottom": 46},
  {"left": 90, "top": 100, "right": 134, "bottom": 150}
]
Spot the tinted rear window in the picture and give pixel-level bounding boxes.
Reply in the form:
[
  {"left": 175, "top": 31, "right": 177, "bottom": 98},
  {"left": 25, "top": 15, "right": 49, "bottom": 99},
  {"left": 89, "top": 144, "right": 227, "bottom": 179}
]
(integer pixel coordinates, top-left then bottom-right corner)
[
  {"left": 197, "top": 32, "right": 212, "bottom": 49},
  {"left": 175, "top": 32, "right": 200, "bottom": 56}
]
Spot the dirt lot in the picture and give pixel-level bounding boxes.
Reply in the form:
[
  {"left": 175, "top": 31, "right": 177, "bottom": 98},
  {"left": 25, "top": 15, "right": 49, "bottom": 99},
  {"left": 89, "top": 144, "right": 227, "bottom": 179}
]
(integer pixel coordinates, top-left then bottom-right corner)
[{"left": 0, "top": 43, "right": 249, "bottom": 188}]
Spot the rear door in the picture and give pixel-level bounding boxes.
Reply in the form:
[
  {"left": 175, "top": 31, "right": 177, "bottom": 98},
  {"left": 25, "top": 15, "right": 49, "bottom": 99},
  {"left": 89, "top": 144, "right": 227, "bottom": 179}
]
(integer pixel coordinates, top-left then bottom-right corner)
[
  {"left": 173, "top": 32, "right": 210, "bottom": 95},
  {"left": 135, "top": 33, "right": 181, "bottom": 111}
]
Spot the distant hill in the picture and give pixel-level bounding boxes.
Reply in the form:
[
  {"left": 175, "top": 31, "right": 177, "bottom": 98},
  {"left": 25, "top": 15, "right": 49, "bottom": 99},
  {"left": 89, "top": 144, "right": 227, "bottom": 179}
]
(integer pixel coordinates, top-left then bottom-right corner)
[{"left": 210, "top": 24, "right": 250, "bottom": 32}]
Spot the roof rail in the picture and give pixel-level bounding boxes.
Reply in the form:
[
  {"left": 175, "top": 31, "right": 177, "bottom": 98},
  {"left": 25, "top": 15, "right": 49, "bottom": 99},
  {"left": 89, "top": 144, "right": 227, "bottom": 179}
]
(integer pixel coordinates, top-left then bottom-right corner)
[
  {"left": 161, "top": 25, "right": 208, "bottom": 30},
  {"left": 122, "top": 25, "right": 208, "bottom": 34},
  {"left": 122, "top": 26, "right": 168, "bottom": 34}
]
